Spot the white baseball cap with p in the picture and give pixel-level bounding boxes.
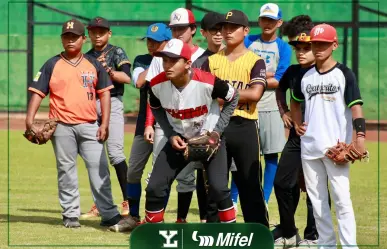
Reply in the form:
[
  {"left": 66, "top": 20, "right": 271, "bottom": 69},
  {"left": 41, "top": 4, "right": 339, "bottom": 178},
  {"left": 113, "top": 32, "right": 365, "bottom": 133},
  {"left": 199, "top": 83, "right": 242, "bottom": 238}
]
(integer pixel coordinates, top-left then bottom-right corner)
[
  {"left": 154, "top": 38, "right": 192, "bottom": 61},
  {"left": 259, "top": 3, "right": 282, "bottom": 20},
  {"left": 169, "top": 8, "right": 196, "bottom": 27}
]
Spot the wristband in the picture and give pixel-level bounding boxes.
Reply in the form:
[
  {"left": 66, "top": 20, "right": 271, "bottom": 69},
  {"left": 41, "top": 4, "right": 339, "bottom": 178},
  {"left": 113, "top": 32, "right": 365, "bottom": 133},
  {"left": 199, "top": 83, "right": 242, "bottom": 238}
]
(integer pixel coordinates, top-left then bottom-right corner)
[{"left": 353, "top": 118, "right": 366, "bottom": 134}]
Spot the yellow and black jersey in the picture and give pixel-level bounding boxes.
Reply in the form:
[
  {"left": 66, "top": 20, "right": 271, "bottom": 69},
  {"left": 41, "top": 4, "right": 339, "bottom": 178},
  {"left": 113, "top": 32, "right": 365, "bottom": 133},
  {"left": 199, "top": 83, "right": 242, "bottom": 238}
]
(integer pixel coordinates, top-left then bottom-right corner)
[{"left": 201, "top": 50, "right": 266, "bottom": 120}]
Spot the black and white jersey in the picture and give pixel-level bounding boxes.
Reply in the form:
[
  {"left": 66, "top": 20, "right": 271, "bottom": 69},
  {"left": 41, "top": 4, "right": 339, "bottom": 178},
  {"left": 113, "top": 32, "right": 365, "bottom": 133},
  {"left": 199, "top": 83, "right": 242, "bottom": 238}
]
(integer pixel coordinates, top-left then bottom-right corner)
[{"left": 292, "top": 63, "right": 363, "bottom": 160}]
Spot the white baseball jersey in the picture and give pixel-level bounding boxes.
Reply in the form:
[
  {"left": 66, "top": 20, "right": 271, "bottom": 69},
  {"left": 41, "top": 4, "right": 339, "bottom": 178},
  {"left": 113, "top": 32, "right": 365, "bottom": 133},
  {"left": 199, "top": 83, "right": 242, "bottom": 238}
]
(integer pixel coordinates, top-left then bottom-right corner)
[
  {"left": 145, "top": 45, "right": 205, "bottom": 82},
  {"left": 149, "top": 68, "right": 235, "bottom": 139},
  {"left": 292, "top": 63, "right": 363, "bottom": 160}
]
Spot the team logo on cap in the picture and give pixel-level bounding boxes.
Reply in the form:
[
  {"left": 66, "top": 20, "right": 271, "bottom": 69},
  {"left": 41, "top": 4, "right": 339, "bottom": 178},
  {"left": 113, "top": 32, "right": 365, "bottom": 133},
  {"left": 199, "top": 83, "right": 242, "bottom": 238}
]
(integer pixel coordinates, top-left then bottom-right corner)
[
  {"left": 263, "top": 6, "right": 275, "bottom": 13},
  {"left": 151, "top": 25, "right": 159, "bottom": 32},
  {"left": 95, "top": 18, "right": 102, "bottom": 24},
  {"left": 173, "top": 13, "right": 181, "bottom": 21},
  {"left": 167, "top": 40, "right": 174, "bottom": 48},
  {"left": 314, "top": 27, "right": 325, "bottom": 36},
  {"left": 67, "top": 22, "right": 74, "bottom": 29},
  {"left": 226, "top": 11, "right": 233, "bottom": 19}
]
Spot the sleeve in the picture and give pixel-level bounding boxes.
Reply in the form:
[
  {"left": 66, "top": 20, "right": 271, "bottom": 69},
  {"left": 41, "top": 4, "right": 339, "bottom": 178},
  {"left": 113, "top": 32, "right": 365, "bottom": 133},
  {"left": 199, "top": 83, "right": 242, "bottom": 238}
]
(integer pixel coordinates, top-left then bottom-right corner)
[
  {"left": 291, "top": 78, "right": 305, "bottom": 102},
  {"left": 148, "top": 87, "right": 162, "bottom": 109},
  {"left": 276, "top": 67, "right": 292, "bottom": 115},
  {"left": 249, "top": 59, "right": 267, "bottom": 88},
  {"left": 145, "top": 57, "right": 162, "bottom": 82},
  {"left": 95, "top": 60, "right": 114, "bottom": 93},
  {"left": 200, "top": 58, "right": 211, "bottom": 72},
  {"left": 114, "top": 47, "right": 131, "bottom": 69},
  {"left": 212, "top": 77, "right": 236, "bottom": 102},
  {"left": 145, "top": 102, "right": 156, "bottom": 127},
  {"left": 274, "top": 41, "right": 292, "bottom": 81},
  {"left": 343, "top": 68, "right": 363, "bottom": 107},
  {"left": 213, "top": 90, "right": 239, "bottom": 135},
  {"left": 120, "top": 63, "right": 132, "bottom": 78},
  {"left": 28, "top": 59, "right": 55, "bottom": 98},
  {"left": 132, "top": 67, "right": 145, "bottom": 87}
]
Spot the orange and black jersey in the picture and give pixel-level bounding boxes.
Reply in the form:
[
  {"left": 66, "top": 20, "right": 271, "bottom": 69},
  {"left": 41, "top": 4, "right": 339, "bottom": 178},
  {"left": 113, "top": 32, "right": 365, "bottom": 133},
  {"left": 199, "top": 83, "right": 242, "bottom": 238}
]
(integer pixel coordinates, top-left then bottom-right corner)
[{"left": 29, "top": 53, "right": 113, "bottom": 124}]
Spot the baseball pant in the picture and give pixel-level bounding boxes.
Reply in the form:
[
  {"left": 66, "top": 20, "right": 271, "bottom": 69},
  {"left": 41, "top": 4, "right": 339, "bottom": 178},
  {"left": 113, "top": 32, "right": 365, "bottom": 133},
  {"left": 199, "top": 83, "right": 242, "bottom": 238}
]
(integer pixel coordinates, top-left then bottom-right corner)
[
  {"left": 127, "top": 134, "right": 153, "bottom": 183},
  {"left": 274, "top": 128, "right": 319, "bottom": 239},
  {"left": 225, "top": 116, "right": 269, "bottom": 226},
  {"left": 51, "top": 122, "right": 120, "bottom": 221},
  {"left": 302, "top": 157, "right": 358, "bottom": 248},
  {"left": 145, "top": 139, "right": 235, "bottom": 222},
  {"left": 97, "top": 96, "right": 126, "bottom": 165},
  {"left": 146, "top": 124, "right": 196, "bottom": 193}
]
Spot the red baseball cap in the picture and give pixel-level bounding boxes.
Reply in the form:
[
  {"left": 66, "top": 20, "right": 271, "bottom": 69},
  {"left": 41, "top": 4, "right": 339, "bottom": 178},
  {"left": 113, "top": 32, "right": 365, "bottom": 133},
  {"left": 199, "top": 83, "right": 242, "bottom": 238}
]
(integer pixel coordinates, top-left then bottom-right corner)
[
  {"left": 154, "top": 38, "right": 192, "bottom": 61},
  {"left": 169, "top": 8, "right": 196, "bottom": 27},
  {"left": 310, "top": 24, "right": 338, "bottom": 42}
]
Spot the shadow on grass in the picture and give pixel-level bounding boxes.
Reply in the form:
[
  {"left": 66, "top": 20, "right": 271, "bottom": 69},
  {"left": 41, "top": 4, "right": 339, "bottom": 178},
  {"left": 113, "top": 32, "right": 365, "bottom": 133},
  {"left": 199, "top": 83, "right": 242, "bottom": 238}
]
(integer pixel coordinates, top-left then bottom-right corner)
[
  {"left": 18, "top": 208, "right": 60, "bottom": 214},
  {"left": 0, "top": 214, "right": 110, "bottom": 230}
]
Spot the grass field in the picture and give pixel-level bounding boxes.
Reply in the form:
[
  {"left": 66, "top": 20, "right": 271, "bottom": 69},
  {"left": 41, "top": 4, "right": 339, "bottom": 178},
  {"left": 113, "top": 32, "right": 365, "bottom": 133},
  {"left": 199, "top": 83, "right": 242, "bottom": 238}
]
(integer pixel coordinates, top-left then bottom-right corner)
[{"left": 0, "top": 130, "right": 386, "bottom": 249}]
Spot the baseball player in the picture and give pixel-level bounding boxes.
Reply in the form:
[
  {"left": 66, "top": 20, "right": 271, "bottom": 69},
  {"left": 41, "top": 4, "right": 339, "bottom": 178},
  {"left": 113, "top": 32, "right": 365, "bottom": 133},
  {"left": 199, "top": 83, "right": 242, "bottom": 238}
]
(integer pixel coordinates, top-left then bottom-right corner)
[
  {"left": 143, "top": 8, "right": 206, "bottom": 223},
  {"left": 82, "top": 17, "right": 132, "bottom": 218},
  {"left": 110, "top": 38, "right": 239, "bottom": 232},
  {"left": 230, "top": 3, "right": 290, "bottom": 207},
  {"left": 126, "top": 23, "right": 171, "bottom": 223},
  {"left": 191, "top": 11, "right": 224, "bottom": 223},
  {"left": 201, "top": 10, "right": 269, "bottom": 226},
  {"left": 26, "top": 19, "right": 123, "bottom": 228},
  {"left": 291, "top": 23, "right": 365, "bottom": 248}
]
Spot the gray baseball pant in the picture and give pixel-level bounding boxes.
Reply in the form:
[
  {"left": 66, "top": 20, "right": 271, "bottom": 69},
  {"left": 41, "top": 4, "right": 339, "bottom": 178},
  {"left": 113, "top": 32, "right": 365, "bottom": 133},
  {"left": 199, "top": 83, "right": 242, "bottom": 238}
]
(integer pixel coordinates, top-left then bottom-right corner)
[
  {"left": 127, "top": 134, "right": 153, "bottom": 183},
  {"left": 146, "top": 124, "right": 196, "bottom": 193},
  {"left": 51, "top": 122, "right": 120, "bottom": 221},
  {"left": 96, "top": 96, "right": 126, "bottom": 165}
]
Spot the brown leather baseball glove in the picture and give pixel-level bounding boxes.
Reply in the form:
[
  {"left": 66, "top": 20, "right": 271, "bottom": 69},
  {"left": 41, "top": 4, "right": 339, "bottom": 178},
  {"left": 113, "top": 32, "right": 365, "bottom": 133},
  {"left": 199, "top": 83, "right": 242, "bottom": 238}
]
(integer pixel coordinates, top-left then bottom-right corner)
[
  {"left": 24, "top": 118, "right": 59, "bottom": 145},
  {"left": 325, "top": 140, "right": 369, "bottom": 165},
  {"left": 97, "top": 46, "right": 115, "bottom": 76},
  {"left": 184, "top": 131, "right": 220, "bottom": 162}
]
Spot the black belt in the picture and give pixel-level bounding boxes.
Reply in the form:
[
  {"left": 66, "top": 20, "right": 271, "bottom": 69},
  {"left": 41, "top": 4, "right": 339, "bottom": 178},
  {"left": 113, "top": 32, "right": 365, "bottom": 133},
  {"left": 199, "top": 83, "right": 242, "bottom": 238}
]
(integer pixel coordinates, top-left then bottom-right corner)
[{"left": 111, "top": 93, "right": 123, "bottom": 97}]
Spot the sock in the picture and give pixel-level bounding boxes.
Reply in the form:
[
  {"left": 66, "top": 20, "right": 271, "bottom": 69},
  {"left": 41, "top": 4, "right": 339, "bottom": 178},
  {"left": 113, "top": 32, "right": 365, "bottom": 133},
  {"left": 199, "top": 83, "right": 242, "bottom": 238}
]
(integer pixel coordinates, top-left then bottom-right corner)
[
  {"left": 263, "top": 153, "right": 279, "bottom": 203},
  {"left": 127, "top": 183, "right": 141, "bottom": 218},
  {"left": 113, "top": 161, "right": 128, "bottom": 201},
  {"left": 218, "top": 197, "right": 236, "bottom": 223},
  {"left": 177, "top": 191, "right": 193, "bottom": 220},
  {"left": 145, "top": 208, "right": 164, "bottom": 223},
  {"left": 230, "top": 177, "right": 239, "bottom": 204}
]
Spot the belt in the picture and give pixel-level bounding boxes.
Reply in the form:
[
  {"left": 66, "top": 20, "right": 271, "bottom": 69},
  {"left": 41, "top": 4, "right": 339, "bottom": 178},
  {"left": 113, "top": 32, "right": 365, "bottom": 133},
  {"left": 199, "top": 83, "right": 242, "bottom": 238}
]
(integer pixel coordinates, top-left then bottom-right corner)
[{"left": 111, "top": 93, "right": 123, "bottom": 97}]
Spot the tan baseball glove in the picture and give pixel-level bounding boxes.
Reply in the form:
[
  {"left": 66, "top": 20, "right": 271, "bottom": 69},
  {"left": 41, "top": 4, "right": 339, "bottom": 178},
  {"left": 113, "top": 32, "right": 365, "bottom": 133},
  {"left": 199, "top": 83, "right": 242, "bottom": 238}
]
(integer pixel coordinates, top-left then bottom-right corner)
[
  {"left": 23, "top": 118, "right": 59, "bottom": 145},
  {"left": 325, "top": 140, "right": 369, "bottom": 165},
  {"left": 184, "top": 131, "right": 220, "bottom": 162}
]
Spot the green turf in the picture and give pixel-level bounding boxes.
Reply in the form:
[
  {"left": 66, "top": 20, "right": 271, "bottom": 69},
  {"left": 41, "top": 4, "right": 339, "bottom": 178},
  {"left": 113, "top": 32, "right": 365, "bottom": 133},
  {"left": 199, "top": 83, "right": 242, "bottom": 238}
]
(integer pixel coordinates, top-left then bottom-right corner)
[{"left": 0, "top": 130, "right": 386, "bottom": 248}]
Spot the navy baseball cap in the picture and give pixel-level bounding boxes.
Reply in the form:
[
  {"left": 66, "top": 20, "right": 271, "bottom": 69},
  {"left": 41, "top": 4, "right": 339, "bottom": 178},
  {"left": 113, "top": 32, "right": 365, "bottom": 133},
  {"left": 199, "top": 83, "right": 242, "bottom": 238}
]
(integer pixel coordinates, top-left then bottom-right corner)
[{"left": 142, "top": 23, "right": 172, "bottom": 42}]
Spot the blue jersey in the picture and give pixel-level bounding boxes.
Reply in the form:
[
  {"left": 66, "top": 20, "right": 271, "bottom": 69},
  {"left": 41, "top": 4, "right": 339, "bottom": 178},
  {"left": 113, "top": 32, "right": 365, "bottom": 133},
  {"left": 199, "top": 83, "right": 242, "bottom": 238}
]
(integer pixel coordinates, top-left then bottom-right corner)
[{"left": 245, "top": 35, "right": 291, "bottom": 111}]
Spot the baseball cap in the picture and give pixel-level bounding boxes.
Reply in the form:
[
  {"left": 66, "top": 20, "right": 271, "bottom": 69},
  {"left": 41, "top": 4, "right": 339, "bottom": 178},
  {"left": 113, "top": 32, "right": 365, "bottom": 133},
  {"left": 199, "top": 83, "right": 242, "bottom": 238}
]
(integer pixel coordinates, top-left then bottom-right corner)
[
  {"left": 310, "top": 24, "right": 338, "bottom": 42},
  {"left": 154, "top": 38, "right": 192, "bottom": 61},
  {"left": 259, "top": 3, "right": 282, "bottom": 20},
  {"left": 219, "top": 9, "right": 249, "bottom": 27},
  {"left": 142, "top": 23, "right": 172, "bottom": 42},
  {"left": 61, "top": 19, "right": 85, "bottom": 35},
  {"left": 169, "top": 8, "right": 196, "bottom": 27},
  {"left": 201, "top": 12, "right": 223, "bottom": 30},
  {"left": 87, "top": 17, "right": 110, "bottom": 30},
  {"left": 288, "top": 31, "right": 311, "bottom": 46}
]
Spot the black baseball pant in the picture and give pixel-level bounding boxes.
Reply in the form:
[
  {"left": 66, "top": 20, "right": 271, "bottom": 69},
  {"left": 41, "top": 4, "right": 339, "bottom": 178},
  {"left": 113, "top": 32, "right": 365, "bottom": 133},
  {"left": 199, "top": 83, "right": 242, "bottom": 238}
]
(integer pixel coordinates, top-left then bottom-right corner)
[
  {"left": 145, "top": 138, "right": 234, "bottom": 222},
  {"left": 274, "top": 128, "right": 330, "bottom": 239}
]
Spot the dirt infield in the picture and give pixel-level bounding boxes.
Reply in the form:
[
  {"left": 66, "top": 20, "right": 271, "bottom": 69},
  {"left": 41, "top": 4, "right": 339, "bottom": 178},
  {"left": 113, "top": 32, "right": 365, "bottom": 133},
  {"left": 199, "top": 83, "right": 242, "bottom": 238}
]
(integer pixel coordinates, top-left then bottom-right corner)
[{"left": 1, "top": 117, "right": 386, "bottom": 142}]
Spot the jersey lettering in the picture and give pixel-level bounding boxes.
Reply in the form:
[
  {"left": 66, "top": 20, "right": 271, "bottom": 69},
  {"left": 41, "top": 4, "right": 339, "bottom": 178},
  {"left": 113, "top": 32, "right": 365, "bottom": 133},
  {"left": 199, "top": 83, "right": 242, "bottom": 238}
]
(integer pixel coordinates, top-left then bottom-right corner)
[{"left": 165, "top": 105, "right": 208, "bottom": 120}]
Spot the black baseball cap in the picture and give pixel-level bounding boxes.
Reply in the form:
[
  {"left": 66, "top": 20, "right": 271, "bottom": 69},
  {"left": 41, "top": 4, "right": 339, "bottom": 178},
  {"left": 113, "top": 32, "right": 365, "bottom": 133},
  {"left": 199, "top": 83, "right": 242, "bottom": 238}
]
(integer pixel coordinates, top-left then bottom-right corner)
[
  {"left": 218, "top": 10, "right": 249, "bottom": 27},
  {"left": 61, "top": 19, "right": 85, "bottom": 35},
  {"left": 87, "top": 17, "right": 110, "bottom": 30},
  {"left": 201, "top": 12, "right": 223, "bottom": 30},
  {"left": 288, "top": 30, "right": 312, "bottom": 46}
]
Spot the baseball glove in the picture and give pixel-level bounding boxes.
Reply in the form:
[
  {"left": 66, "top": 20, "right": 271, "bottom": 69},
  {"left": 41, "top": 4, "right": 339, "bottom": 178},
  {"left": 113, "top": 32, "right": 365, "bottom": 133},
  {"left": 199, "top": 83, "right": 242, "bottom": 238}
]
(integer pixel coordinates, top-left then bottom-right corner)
[
  {"left": 97, "top": 46, "right": 115, "bottom": 76},
  {"left": 184, "top": 131, "right": 220, "bottom": 162},
  {"left": 23, "top": 118, "right": 59, "bottom": 145},
  {"left": 325, "top": 140, "right": 369, "bottom": 165}
]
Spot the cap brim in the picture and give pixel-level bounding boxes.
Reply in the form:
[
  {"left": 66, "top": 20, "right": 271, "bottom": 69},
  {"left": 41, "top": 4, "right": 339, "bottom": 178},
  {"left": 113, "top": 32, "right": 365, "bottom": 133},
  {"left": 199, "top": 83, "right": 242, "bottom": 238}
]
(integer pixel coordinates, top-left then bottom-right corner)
[
  {"left": 259, "top": 14, "right": 280, "bottom": 20},
  {"left": 218, "top": 20, "right": 248, "bottom": 26},
  {"left": 141, "top": 35, "right": 165, "bottom": 42},
  {"left": 87, "top": 25, "right": 110, "bottom": 30},
  {"left": 288, "top": 40, "right": 312, "bottom": 46},
  {"left": 61, "top": 31, "right": 84, "bottom": 35},
  {"left": 311, "top": 38, "right": 336, "bottom": 42},
  {"left": 153, "top": 51, "right": 182, "bottom": 58},
  {"left": 169, "top": 23, "right": 193, "bottom": 27}
]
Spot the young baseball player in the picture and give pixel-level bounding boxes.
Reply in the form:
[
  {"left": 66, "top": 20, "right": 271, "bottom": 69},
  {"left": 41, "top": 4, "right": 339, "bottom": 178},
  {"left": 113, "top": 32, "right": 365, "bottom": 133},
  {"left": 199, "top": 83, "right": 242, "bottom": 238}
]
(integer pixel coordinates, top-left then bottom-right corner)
[
  {"left": 230, "top": 3, "right": 291, "bottom": 207},
  {"left": 26, "top": 19, "right": 123, "bottom": 228},
  {"left": 143, "top": 8, "right": 206, "bottom": 223},
  {"left": 272, "top": 18, "right": 315, "bottom": 247},
  {"left": 109, "top": 38, "right": 239, "bottom": 232},
  {"left": 82, "top": 17, "right": 132, "bottom": 218},
  {"left": 191, "top": 11, "right": 224, "bottom": 223},
  {"left": 126, "top": 23, "right": 171, "bottom": 223},
  {"left": 201, "top": 9, "right": 269, "bottom": 226},
  {"left": 291, "top": 23, "right": 366, "bottom": 248}
]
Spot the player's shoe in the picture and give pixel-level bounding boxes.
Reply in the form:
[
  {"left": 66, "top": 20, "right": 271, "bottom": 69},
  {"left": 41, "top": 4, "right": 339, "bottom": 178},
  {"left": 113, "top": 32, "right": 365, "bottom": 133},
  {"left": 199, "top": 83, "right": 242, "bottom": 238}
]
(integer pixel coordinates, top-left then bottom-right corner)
[
  {"left": 63, "top": 216, "right": 81, "bottom": 228},
  {"left": 274, "top": 232, "right": 301, "bottom": 248},
  {"left": 80, "top": 203, "right": 99, "bottom": 219},
  {"left": 298, "top": 239, "right": 318, "bottom": 247},
  {"left": 121, "top": 200, "right": 129, "bottom": 216},
  {"left": 176, "top": 218, "right": 187, "bottom": 223},
  {"left": 108, "top": 215, "right": 140, "bottom": 232}
]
